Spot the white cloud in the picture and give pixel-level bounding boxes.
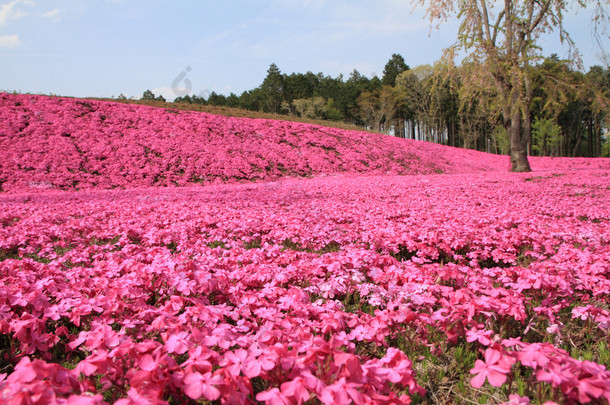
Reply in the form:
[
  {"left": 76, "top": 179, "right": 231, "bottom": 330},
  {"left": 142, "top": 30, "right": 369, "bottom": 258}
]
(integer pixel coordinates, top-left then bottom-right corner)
[
  {"left": 0, "top": 33, "right": 20, "bottom": 47},
  {"left": 151, "top": 87, "right": 178, "bottom": 102},
  {"left": 40, "top": 8, "right": 59, "bottom": 22},
  {"left": 0, "top": 0, "right": 34, "bottom": 26}
]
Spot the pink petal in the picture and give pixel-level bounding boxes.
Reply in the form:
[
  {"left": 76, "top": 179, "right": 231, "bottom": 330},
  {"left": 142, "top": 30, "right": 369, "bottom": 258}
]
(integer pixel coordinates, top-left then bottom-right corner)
[
  {"left": 347, "top": 387, "right": 365, "bottom": 404},
  {"left": 486, "top": 369, "right": 508, "bottom": 387},
  {"left": 139, "top": 354, "right": 156, "bottom": 371},
  {"left": 66, "top": 395, "right": 105, "bottom": 405},
  {"left": 8, "top": 357, "right": 36, "bottom": 383},
  {"left": 470, "top": 359, "right": 486, "bottom": 373},
  {"left": 243, "top": 361, "right": 261, "bottom": 378},
  {"left": 183, "top": 372, "right": 204, "bottom": 400},
  {"left": 471, "top": 371, "right": 486, "bottom": 388},
  {"left": 202, "top": 384, "right": 221, "bottom": 401},
  {"left": 484, "top": 348, "right": 502, "bottom": 365},
  {"left": 75, "top": 360, "right": 98, "bottom": 377},
  {"left": 281, "top": 377, "right": 310, "bottom": 403}
]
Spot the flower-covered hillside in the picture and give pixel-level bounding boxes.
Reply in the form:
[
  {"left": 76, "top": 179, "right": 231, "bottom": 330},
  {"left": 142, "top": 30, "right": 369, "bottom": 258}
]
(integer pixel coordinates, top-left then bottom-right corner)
[{"left": 3, "top": 93, "right": 608, "bottom": 192}]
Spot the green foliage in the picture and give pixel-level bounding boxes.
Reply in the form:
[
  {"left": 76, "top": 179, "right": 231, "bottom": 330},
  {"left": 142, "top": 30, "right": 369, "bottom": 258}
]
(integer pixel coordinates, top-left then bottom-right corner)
[
  {"left": 126, "top": 52, "right": 609, "bottom": 158},
  {"left": 244, "top": 238, "right": 262, "bottom": 250},
  {"left": 238, "top": 88, "right": 263, "bottom": 111},
  {"left": 89, "top": 235, "right": 121, "bottom": 246},
  {"left": 324, "top": 98, "right": 343, "bottom": 121},
  {"left": 261, "top": 63, "right": 285, "bottom": 114},
  {"left": 492, "top": 126, "right": 510, "bottom": 155},
  {"left": 341, "top": 290, "right": 374, "bottom": 314},
  {"left": 0, "top": 245, "right": 20, "bottom": 261},
  {"left": 281, "top": 238, "right": 341, "bottom": 255},
  {"left": 141, "top": 90, "right": 166, "bottom": 102},
  {"left": 292, "top": 97, "right": 328, "bottom": 120},
  {"left": 175, "top": 94, "right": 207, "bottom": 105},
  {"left": 207, "top": 240, "right": 229, "bottom": 249},
  {"left": 356, "top": 85, "right": 398, "bottom": 133},
  {"left": 532, "top": 118, "right": 562, "bottom": 156},
  {"left": 207, "top": 91, "right": 227, "bottom": 106},
  {"left": 141, "top": 90, "right": 156, "bottom": 101},
  {"left": 602, "top": 135, "right": 610, "bottom": 157},
  {"left": 382, "top": 53, "right": 410, "bottom": 86}
]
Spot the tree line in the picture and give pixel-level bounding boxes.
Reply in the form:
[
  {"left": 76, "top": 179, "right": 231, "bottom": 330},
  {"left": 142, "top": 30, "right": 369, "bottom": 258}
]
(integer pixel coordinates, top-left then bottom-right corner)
[{"left": 142, "top": 53, "right": 609, "bottom": 158}]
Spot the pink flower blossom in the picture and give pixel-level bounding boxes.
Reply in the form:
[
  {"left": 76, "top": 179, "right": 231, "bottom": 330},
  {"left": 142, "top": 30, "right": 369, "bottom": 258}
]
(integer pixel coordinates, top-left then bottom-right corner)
[
  {"left": 183, "top": 371, "right": 224, "bottom": 401},
  {"left": 466, "top": 328, "right": 493, "bottom": 346},
  {"left": 256, "top": 388, "right": 292, "bottom": 405},
  {"left": 280, "top": 377, "right": 310, "bottom": 404},
  {"left": 470, "top": 347, "right": 515, "bottom": 388}
]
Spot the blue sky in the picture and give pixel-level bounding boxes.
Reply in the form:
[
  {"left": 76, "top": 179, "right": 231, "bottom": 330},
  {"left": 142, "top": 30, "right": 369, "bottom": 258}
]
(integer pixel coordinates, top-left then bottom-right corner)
[{"left": 0, "top": 0, "right": 606, "bottom": 100}]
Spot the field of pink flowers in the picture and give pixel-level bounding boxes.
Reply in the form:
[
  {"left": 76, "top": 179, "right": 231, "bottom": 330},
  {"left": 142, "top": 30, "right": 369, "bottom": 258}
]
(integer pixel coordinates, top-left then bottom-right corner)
[
  {"left": 1, "top": 93, "right": 610, "bottom": 404},
  {"left": 1, "top": 171, "right": 609, "bottom": 404},
  {"left": 2, "top": 93, "right": 609, "bottom": 193}
]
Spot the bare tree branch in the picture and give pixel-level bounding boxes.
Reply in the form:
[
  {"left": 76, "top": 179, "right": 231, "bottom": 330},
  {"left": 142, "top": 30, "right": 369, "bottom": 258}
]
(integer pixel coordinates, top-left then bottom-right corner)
[{"left": 491, "top": 10, "right": 505, "bottom": 46}]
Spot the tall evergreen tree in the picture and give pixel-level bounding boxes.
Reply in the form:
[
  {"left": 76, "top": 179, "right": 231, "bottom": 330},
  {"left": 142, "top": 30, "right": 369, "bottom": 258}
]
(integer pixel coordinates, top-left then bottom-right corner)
[
  {"left": 261, "top": 63, "right": 285, "bottom": 113},
  {"left": 382, "top": 54, "right": 410, "bottom": 86}
]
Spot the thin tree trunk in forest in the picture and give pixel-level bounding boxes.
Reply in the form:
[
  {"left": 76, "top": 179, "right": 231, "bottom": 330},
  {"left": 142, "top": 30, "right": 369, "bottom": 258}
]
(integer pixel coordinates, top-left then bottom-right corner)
[
  {"left": 542, "top": 133, "right": 547, "bottom": 157},
  {"left": 573, "top": 133, "right": 583, "bottom": 157},
  {"left": 451, "top": 119, "right": 455, "bottom": 146},
  {"left": 588, "top": 120, "right": 593, "bottom": 157},
  {"left": 595, "top": 119, "right": 602, "bottom": 157}
]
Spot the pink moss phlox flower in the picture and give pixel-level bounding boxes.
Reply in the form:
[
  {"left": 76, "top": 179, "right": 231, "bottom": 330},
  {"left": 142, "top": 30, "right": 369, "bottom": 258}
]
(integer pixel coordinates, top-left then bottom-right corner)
[
  {"left": 256, "top": 387, "right": 292, "bottom": 405},
  {"left": 183, "top": 371, "right": 224, "bottom": 401},
  {"left": 319, "top": 378, "right": 365, "bottom": 405},
  {"left": 164, "top": 331, "right": 190, "bottom": 354},
  {"left": 501, "top": 394, "right": 531, "bottom": 404},
  {"left": 516, "top": 343, "right": 552, "bottom": 369},
  {"left": 466, "top": 328, "right": 493, "bottom": 346},
  {"left": 470, "top": 347, "right": 515, "bottom": 388},
  {"left": 280, "top": 376, "right": 310, "bottom": 404}
]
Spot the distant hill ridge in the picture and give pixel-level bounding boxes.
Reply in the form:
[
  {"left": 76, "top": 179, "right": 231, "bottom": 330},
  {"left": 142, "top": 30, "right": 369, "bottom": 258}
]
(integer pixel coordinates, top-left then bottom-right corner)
[{"left": 1, "top": 93, "right": 607, "bottom": 192}]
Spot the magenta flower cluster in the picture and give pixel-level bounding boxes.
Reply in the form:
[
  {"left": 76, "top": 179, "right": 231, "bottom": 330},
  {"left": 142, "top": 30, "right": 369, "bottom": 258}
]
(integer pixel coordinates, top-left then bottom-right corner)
[{"left": 1, "top": 164, "right": 609, "bottom": 403}]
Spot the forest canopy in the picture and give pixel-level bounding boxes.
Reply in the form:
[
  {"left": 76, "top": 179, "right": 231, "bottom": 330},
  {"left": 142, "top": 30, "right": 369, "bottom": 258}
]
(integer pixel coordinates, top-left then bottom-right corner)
[{"left": 142, "top": 53, "right": 609, "bottom": 159}]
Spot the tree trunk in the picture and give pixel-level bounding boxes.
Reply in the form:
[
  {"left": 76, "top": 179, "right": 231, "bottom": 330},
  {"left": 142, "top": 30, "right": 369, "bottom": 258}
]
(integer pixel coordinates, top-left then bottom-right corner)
[
  {"left": 508, "top": 109, "right": 532, "bottom": 172},
  {"left": 588, "top": 118, "right": 594, "bottom": 157},
  {"left": 597, "top": 119, "right": 602, "bottom": 157},
  {"left": 573, "top": 135, "right": 582, "bottom": 157}
]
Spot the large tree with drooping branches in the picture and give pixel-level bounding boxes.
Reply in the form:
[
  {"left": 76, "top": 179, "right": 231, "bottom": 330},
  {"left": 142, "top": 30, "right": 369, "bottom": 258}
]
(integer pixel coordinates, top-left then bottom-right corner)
[{"left": 414, "top": 0, "right": 608, "bottom": 171}]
